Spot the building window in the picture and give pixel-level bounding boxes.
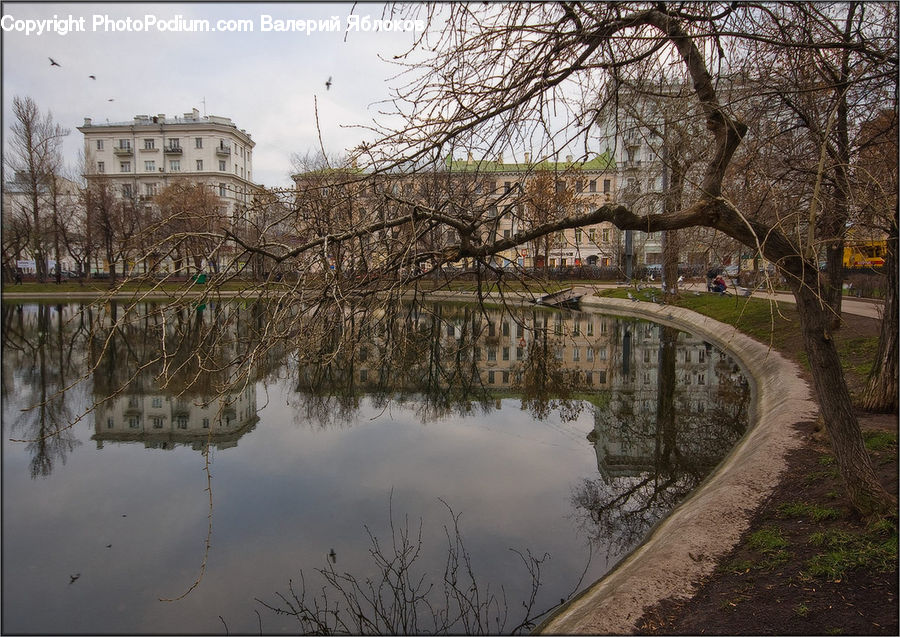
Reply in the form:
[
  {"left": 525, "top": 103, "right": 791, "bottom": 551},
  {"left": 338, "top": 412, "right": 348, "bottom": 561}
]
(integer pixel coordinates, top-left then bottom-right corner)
[
  {"left": 603, "top": 179, "right": 611, "bottom": 193},
  {"left": 575, "top": 179, "right": 583, "bottom": 193},
  {"left": 122, "top": 184, "right": 133, "bottom": 198},
  {"left": 169, "top": 138, "right": 180, "bottom": 149},
  {"left": 176, "top": 416, "right": 188, "bottom": 429},
  {"left": 219, "top": 183, "right": 227, "bottom": 197},
  {"left": 219, "top": 160, "right": 226, "bottom": 171},
  {"left": 152, "top": 416, "right": 163, "bottom": 429},
  {"left": 169, "top": 160, "right": 180, "bottom": 172},
  {"left": 698, "top": 373, "right": 706, "bottom": 385},
  {"left": 144, "top": 160, "right": 155, "bottom": 172},
  {"left": 195, "top": 137, "right": 203, "bottom": 148},
  {"left": 196, "top": 159, "right": 203, "bottom": 171},
  {"left": 144, "top": 183, "right": 157, "bottom": 196},
  {"left": 96, "top": 139, "right": 104, "bottom": 150},
  {"left": 602, "top": 228, "right": 610, "bottom": 242},
  {"left": 589, "top": 179, "right": 596, "bottom": 193},
  {"left": 555, "top": 180, "right": 565, "bottom": 193},
  {"left": 97, "top": 161, "right": 105, "bottom": 173},
  {"left": 587, "top": 347, "right": 594, "bottom": 362},
  {"left": 120, "top": 161, "right": 131, "bottom": 173},
  {"left": 118, "top": 139, "right": 131, "bottom": 150},
  {"left": 575, "top": 229, "right": 582, "bottom": 243},
  {"left": 487, "top": 347, "right": 497, "bottom": 361},
  {"left": 598, "top": 346, "right": 607, "bottom": 360},
  {"left": 573, "top": 347, "right": 580, "bottom": 361},
  {"left": 502, "top": 347, "right": 509, "bottom": 361},
  {"left": 202, "top": 418, "right": 210, "bottom": 429},
  {"left": 144, "top": 139, "right": 155, "bottom": 150},
  {"left": 128, "top": 416, "right": 140, "bottom": 429}
]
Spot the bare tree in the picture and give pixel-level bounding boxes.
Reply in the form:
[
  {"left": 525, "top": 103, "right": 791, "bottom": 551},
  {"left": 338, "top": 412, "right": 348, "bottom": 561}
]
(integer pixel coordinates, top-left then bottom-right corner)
[{"left": 6, "top": 96, "right": 69, "bottom": 282}]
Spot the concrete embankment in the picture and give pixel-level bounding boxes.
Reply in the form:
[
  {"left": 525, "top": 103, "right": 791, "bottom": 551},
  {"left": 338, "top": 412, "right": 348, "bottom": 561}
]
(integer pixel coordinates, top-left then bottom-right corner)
[{"left": 537, "top": 296, "right": 817, "bottom": 634}]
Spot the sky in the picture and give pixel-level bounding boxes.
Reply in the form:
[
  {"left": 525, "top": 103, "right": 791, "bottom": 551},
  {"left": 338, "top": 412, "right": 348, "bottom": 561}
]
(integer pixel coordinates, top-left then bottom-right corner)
[{"left": 2, "top": 2, "right": 425, "bottom": 187}]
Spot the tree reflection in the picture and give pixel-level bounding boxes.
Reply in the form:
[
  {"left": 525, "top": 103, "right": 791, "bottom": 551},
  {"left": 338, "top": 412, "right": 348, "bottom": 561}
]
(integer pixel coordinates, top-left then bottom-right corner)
[{"left": 572, "top": 320, "right": 750, "bottom": 557}]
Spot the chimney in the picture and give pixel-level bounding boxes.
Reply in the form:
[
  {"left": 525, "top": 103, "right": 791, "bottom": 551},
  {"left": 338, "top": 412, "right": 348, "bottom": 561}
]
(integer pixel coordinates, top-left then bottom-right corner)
[
  {"left": 524, "top": 152, "right": 531, "bottom": 164},
  {"left": 83, "top": 118, "right": 92, "bottom": 126}
]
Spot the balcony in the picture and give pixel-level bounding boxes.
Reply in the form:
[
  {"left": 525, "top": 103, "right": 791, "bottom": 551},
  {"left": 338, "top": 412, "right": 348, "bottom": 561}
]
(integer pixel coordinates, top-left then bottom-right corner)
[
  {"left": 113, "top": 146, "right": 133, "bottom": 156},
  {"left": 164, "top": 145, "right": 183, "bottom": 154},
  {"left": 216, "top": 145, "right": 231, "bottom": 156}
]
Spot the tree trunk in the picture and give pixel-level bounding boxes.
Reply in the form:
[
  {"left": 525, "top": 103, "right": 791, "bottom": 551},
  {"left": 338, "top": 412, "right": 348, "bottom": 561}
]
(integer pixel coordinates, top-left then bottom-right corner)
[
  {"left": 861, "top": 215, "right": 898, "bottom": 412},
  {"left": 792, "top": 281, "right": 896, "bottom": 517}
]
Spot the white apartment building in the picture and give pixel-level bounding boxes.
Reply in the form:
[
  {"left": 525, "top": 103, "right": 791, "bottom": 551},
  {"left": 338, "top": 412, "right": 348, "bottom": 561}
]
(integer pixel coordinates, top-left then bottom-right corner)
[{"left": 78, "top": 108, "right": 256, "bottom": 224}]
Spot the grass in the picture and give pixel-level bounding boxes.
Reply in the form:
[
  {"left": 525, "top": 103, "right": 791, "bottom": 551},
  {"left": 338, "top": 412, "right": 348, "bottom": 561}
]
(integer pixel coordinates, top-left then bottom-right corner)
[
  {"left": 863, "top": 430, "right": 897, "bottom": 451},
  {"left": 805, "top": 521, "right": 898, "bottom": 580},
  {"left": 777, "top": 501, "right": 842, "bottom": 523}
]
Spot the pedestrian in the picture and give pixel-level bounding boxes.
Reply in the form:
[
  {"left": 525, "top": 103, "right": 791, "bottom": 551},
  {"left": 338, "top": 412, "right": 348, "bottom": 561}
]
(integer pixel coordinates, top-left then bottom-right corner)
[
  {"left": 14, "top": 270, "right": 22, "bottom": 285},
  {"left": 712, "top": 275, "right": 727, "bottom": 294}
]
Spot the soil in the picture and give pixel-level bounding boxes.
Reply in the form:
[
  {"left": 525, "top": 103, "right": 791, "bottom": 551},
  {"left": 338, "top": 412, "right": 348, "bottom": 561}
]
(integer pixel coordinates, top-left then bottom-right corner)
[{"left": 635, "top": 310, "right": 898, "bottom": 636}]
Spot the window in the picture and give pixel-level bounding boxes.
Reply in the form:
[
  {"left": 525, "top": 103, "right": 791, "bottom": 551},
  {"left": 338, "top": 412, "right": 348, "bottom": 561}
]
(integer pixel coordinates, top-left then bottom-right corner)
[
  {"left": 575, "top": 179, "right": 583, "bottom": 193},
  {"left": 603, "top": 179, "right": 611, "bottom": 193},
  {"left": 196, "top": 159, "right": 203, "bottom": 171},
  {"left": 589, "top": 179, "right": 596, "bottom": 193},
  {"left": 644, "top": 349, "right": 652, "bottom": 363},
  {"left": 586, "top": 321, "right": 593, "bottom": 336},
  {"left": 144, "top": 160, "right": 155, "bottom": 172},
  {"left": 488, "top": 371, "right": 495, "bottom": 384},
  {"left": 107, "top": 418, "right": 114, "bottom": 429},
  {"left": 503, "top": 229, "right": 511, "bottom": 239},
  {"left": 176, "top": 416, "right": 188, "bottom": 429},
  {"left": 128, "top": 416, "right": 140, "bottom": 429},
  {"left": 602, "top": 228, "right": 610, "bottom": 242},
  {"left": 359, "top": 369, "right": 368, "bottom": 383},
  {"left": 202, "top": 418, "right": 210, "bottom": 429},
  {"left": 487, "top": 347, "right": 497, "bottom": 361},
  {"left": 587, "top": 347, "right": 594, "bottom": 362},
  {"left": 575, "top": 229, "right": 582, "bottom": 243},
  {"left": 219, "top": 183, "right": 226, "bottom": 197},
  {"left": 144, "top": 183, "right": 157, "bottom": 196},
  {"left": 504, "top": 181, "right": 512, "bottom": 193},
  {"left": 122, "top": 184, "right": 133, "bottom": 198},
  {"left": 698, "top": 349, "right": 706, "bottom": 363},
  {"left": 502, "top": 371, "right": 509, "bottom": 383},
  {"left": 96, "top": 139, "right": 104, "bottom": 150},
  {"left": 144, "top": 139, "right": 155, "bottom": 150},
  {"left": 118, "top": 139, "right": 131, "bottom": 150},
  {"left": 219, "top": 160, "right": 226, "bottom": 171},
  {"left": 195, "top": 137, "right": 203, "bottom": 148},
  {"left": 516, "top": 346, "right": 524, "bottom": 360},
  {"left": 598, "top": 346, "right": 607, "bottom": 360},
  {"left": 169, "top": 138, "right": 180, "bottom": 148},
  {"left": 169, "top": 160, "right": 180, "bottom": 172},
  {"left": 120, "top": 161, "right": 131, "bottom": 173},
  {"left": 502, "top": 347, "right": 509, "bottom": 361},
  {"left": 573, "top": 347, "right": 580, "bottom": 361},
  {"left": 502, "top": 322, "right": 510, "bottom": 336},
  {"left": 588, "top": 229, "right": 595, "bottom": 242},
  {"left": 97, "top": 161, "right": 105, "bottom": 173},
  {"left": 698, "top": 373, "right": 706, "bottom": 386},
  {"left": 152, "top": 416, "right": 163, "bottom": 429}
]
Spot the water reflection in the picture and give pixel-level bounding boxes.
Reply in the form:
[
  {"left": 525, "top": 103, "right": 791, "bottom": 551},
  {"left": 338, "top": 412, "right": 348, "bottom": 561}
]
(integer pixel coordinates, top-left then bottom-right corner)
[{"left": 2, "top": 299, "right": 749, "bottom": 634}]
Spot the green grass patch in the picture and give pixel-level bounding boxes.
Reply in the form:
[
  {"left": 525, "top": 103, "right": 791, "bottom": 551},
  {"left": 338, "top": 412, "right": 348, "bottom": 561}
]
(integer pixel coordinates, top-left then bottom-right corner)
[
  {"left": 748, "top": 527, "right": 789, "bottom": 552},
  {"left": 803, "top": 468, "right": 840, "bottom": 485},
  {"left": 863, "top": 430, "right": 897, "bottom": 451},
  {"left": 778, "top": 501, "right": 842, "bottom": 522},
  {"left": 805, "top": 522, "right": 898, "bottom": 580}
]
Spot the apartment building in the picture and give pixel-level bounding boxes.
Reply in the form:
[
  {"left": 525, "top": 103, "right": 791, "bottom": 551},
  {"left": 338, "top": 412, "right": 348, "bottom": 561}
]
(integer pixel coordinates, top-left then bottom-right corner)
[{"left": 78, "top": 108, "right": 256, "bottom": 223}]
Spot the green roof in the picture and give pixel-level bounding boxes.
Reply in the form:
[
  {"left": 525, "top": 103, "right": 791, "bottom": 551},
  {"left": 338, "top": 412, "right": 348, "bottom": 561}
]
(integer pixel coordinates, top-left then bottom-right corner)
[{"left": 445, "top": 151, "right": 616, "bottom": 173}]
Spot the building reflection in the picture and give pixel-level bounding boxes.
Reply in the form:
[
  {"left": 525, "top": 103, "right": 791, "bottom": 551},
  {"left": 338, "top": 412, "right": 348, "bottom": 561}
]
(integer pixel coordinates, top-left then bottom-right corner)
[{"left": 92, "top": 385, "right": 258, "bottom": 451}]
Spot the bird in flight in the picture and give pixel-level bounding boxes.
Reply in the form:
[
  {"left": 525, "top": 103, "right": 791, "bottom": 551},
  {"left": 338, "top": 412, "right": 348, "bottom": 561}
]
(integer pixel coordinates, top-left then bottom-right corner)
[
  {"left": 325, "top": 76, "right": 332, "bottom": 90},
  {"left": 49, "top": 57, "right": 61, "bottom": 67},
  {"left": 69, "top": 573, "right": 80, "bottom": 584},
  {"left": 89, "top": 75, "right": 96, "bottom": 80},
  {"left": 108, "top": 98, "right": 115, "bottom": 102}
]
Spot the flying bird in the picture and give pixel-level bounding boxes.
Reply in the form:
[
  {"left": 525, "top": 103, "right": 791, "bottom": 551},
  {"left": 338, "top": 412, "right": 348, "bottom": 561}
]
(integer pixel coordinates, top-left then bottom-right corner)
[
  {"left": 328, "top": 548, "right": 337, "bottom": 564},
  {"left": 325, "top": 76, "right": 332, "bottom": 90},
  {"left": 49, "top": 57, "right": 61, "bottom": 67},
  {"left": 108, "top": 98, "right": 115, "bottom": 102},
  {"left": 69, "top": 573, "right": 80, "bottom": 584},
  {"left": 89, "top": 75, "right": 96, "bottom": 80}
]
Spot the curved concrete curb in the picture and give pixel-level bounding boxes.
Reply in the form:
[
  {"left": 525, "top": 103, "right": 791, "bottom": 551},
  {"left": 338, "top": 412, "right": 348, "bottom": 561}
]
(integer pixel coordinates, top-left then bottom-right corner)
[{"left": 538, "top": 296, "right": 817, "bottom": 635}]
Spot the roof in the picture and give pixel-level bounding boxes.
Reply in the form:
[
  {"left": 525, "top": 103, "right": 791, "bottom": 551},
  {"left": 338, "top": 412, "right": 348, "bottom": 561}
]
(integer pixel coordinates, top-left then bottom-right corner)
[{"left": 445, "top": 151, "right": 616, "bottom": 173}]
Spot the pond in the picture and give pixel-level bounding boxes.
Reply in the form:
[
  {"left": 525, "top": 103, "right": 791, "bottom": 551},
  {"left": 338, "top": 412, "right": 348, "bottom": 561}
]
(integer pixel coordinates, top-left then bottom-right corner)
[{"left": 1, "top": 300, "right": 750, "bottom": 634}]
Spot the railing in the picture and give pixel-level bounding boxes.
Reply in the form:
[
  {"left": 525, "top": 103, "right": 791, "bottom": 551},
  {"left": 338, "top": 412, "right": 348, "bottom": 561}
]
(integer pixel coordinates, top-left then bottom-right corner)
[
  {"left": 216, "top": 145, "right": 232, "bottom": 155},
  {"left": 113, "top": 146, "right": 133, "bottom": 155},
  {"left": 164, "top": 146, "right": 183, "bottom": 154}
]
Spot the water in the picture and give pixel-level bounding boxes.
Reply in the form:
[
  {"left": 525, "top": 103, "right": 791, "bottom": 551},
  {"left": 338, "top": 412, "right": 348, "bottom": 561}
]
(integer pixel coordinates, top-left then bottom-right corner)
[{"left": 1, "top": 301, "right": 749, "bottom": 634}]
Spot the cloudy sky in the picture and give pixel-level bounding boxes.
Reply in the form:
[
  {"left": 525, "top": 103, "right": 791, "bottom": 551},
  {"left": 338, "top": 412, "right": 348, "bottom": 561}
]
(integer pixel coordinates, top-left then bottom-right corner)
[{"left": 2, "top": 2, "right": 424, "bottom": 187}]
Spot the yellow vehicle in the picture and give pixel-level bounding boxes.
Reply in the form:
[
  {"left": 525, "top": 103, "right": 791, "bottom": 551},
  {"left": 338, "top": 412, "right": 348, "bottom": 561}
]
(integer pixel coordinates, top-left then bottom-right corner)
[{"left": 843, "top": 241, "right": 887, "bottom": 268}]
